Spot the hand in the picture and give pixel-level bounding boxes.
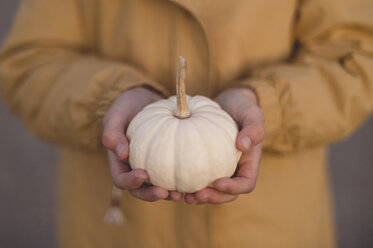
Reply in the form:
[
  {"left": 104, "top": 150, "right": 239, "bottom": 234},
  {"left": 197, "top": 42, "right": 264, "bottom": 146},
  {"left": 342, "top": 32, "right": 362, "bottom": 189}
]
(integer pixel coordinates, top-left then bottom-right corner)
[
  {"left": 102, "top": 86, "right": 183, "bottom": 202},
  {"left": 184, "top": 88, "right": 265, "bottom": 204}
]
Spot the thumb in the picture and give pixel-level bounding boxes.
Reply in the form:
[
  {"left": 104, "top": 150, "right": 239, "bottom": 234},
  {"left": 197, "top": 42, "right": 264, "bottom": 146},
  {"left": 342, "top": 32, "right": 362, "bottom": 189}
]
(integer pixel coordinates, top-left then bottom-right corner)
[
  {"left": 236, "top": 124, "right": 265, "bottom": 152},
  {"left": 102, "top": 113, "right": 130, "bottom": 160},
  {"left": 114, "top": 140, "right": 130, "bottom": 160}
]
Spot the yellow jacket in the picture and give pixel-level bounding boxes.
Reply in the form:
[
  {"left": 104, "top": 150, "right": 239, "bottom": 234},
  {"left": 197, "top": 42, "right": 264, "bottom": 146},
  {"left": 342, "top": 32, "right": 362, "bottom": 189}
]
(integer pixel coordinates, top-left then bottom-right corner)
[{"left": 1, "top": 0, "right": 373, "bottom": 247}]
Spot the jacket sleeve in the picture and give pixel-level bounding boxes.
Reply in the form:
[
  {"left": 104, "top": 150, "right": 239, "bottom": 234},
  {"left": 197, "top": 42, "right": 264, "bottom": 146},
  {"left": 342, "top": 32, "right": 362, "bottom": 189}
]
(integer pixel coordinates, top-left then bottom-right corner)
[
  {"left": 0, "top": 0, "right": 170, "bottom": 150},
  {"left": 237, "top": 0, "right": 373, "bottom": 153}
]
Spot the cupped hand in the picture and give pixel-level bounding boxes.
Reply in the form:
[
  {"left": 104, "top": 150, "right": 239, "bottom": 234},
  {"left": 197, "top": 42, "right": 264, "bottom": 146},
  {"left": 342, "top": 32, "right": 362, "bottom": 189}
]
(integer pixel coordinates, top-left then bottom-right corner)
[
  {"left": 184, "top": 88, "right": 265, "bottom": 204},
  {"left": 102, "top": 86, "right": 182, "bottom": 202}
]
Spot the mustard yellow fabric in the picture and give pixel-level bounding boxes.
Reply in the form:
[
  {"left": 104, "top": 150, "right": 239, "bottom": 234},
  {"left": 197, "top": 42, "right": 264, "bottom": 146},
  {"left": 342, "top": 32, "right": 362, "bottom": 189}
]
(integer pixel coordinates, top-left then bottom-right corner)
[{"left": 1, "top": 0, "right": 373, "bottom": 247}]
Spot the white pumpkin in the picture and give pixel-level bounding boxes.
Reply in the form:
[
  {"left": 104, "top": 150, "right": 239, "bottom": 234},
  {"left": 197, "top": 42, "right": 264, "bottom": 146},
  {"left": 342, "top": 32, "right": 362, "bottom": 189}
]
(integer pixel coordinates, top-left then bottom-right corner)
[
  {"left": 127, "top": 95, "right": 241, "bottom": 193},
  {"left": 126, "top": 57, "right": 242, "bottom": 193}
]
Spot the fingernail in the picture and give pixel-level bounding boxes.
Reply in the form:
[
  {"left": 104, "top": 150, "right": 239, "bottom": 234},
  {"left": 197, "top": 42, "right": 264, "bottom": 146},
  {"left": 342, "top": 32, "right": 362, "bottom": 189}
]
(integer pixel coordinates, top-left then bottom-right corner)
[
  {"left": 241, "top": 136, "right": 251, "bottom": 150},
  {"left": 186, "top": 196, "right": 194, "bottom": 204},
  {"left": 116, "top": 143, "right": 126, "bottom": 157}
]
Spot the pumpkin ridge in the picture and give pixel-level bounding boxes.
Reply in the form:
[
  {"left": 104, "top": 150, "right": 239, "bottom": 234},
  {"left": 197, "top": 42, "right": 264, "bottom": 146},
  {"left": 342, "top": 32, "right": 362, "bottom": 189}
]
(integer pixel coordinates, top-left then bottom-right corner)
[
  {"left": 188, "top": 97, "right": 221, "bottom": 111},
  {"left": 174, "top": 119, "right": 182, "bottom": 192},
  {"left": 193, "top": 110, "right": 238, "bottom": 139},
  {"left": 142, "top": 101, "right": 173, "bottom": 113},
  {"left": 192, "top": 113, "right": 237, "bottom": 145},
  {"left": 170, "top": 119, "right": 178, "bottom": 191},
  {"left": 146, "top": 116, "right": 178, "bottom": 190},
  {"left": 193, "top": 108, "right": 232, "bottom": 120},
  {"left": 142, "top": 105, "right": 171, "bottom": 113},
  {"left": 127, "top": 110, "right": 170, "bottom": 139},
  {"left": 129, "top": 114, "right": 171, "bottom": 169},
  {"left": 142, "top": 115, "right": 174, "bottom": 185},
  {"left": 188, "top": 117, "right": 212, "bottom": 190}
]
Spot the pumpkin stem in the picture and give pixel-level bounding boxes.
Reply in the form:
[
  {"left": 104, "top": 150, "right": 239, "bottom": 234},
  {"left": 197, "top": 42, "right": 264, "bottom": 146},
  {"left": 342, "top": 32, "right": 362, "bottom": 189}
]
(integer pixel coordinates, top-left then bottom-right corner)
[
  {"left": 174, "top": 56, "right": 191, "bottom": 119},
  {"left": 103, "top": 185, "right": 125, "bottom": 225}
]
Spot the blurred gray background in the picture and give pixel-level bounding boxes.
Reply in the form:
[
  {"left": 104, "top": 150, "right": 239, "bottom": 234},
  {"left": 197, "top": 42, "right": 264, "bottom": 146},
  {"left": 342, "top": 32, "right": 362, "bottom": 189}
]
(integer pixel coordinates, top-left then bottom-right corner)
[{"left": 0, "top": 1, "right": 372, "bottom": 248}]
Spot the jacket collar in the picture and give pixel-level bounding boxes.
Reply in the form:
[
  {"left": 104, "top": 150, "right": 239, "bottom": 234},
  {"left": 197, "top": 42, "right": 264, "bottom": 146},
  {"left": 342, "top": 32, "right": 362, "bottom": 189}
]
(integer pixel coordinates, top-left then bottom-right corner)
[{"left": 167, "top": 0, "right": 243, "bottom": 88}]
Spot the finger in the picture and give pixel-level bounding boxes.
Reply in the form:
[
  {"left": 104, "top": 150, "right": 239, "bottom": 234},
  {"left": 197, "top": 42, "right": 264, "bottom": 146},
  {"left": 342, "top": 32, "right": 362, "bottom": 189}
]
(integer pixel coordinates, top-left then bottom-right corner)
[
  {"left": 236, "top": 123, "right": 265, "bottom": 152},
  {"left": 193, "top": 188, "right": 238, "bottom": 204},
  {"left": 102, "top": 112, "right": 129, "bottom": 158},
  {"left": 107, "top": 150, "right": 148, "bottom": 190},
  {"left": 129, "top": 185, "right": 169, "bottom": 202},
  {"left": 169, "top": 191, "right": 183, "bottom": 201},
  {"left": 214, "top": 144, "right": 262, "bottom": 194},
  {"left": 184, "top": 193, "right": 196, "bottom": 204}
]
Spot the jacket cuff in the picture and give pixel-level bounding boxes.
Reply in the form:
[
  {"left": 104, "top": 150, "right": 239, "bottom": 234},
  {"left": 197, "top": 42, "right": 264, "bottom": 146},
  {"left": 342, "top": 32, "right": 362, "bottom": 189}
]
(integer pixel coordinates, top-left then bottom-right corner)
[
  {"left": 96, "top": 75, "right": 170, "bottom": 119},
  {"left": 94, "top": 68, "right": 170, "bottom": 146},
  {"left": 237, "top": 79, "right": 282, "bottom": 144}
]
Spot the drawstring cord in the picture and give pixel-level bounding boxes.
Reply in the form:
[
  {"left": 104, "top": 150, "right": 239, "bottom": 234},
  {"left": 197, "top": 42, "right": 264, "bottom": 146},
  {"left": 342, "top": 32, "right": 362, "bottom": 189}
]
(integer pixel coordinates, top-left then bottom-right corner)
[{"left": 103, "top": 185, "right": 125, "bottom": 225}]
